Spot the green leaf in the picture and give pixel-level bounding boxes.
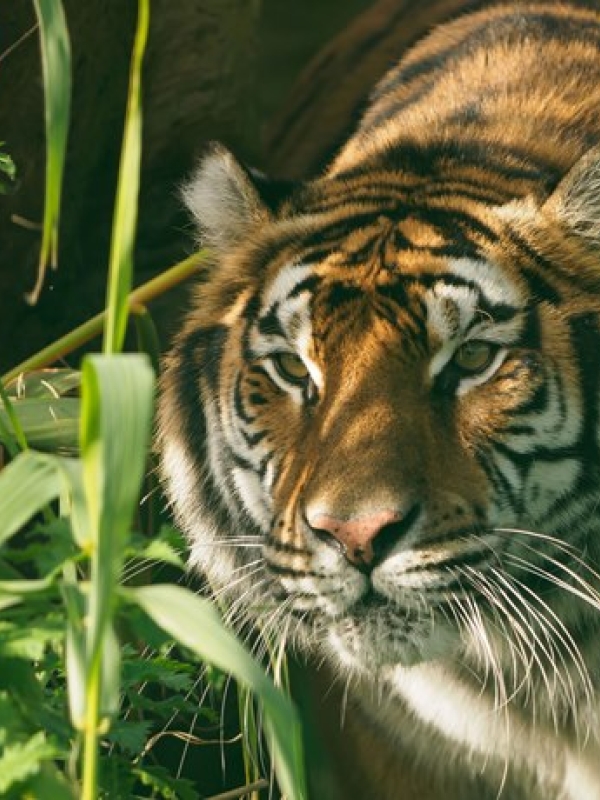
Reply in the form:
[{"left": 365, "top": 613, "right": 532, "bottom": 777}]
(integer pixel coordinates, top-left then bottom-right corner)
[
  {"left": 0, "top": 379, "right": 28, "bottom": 453},
  {"left": 98, "top": 757, "right": 136, "bottom": 800},
  {"left": 127, "top": 584, "right": 307, "bottom": 800},
  {"left": 103, "top": 0, "right": 150, "bottom": 354},
  {"left": 17, "top": 762, "right": 76, "bottom": 800},
  {"left": 0, "top": 144, "right": 16, "bottom": 184},
  {"left": 0, "top": 397, "right": 79, "bottom": 454},
  {"left": 99, "top": 623, "right": 121, "bottom": 721},
  {"left": 106, "top": 720, "right": 151, "bottom": 756},
  {"left": 132, "top": 305, "right": 161, "bottom": 375},
  {"left": 79, "top": 355, "right": 154, "bottom": 675},
  {"left": 0, "top": 691, "right": 28, "bottom": 741},
  {"left": 30, "top": 0, "right": 71, "bottom": 304},
  {"left": 0, "top": 145, "right": 16, "bottom": 196},
  {"left": 0, "top": 731, "right": 57, "bottom": 793},
  {"left": 4, "top": 368, "right": 80, "bottom": 399},
  {"left": 132, "top": 764, "right": 198, "bottom": 800},
  {"left": 133, "top": 538, "right": 186, "bottom": 570},
  {"left": 0, "top": 451, "right": 61, "bottom": 548},
  {"left": 62, "top": 564, "right": 86, "bottom": 728},
  {"left": 0, "top": 575, "right": 55, "bottom": 596},
  {"left": 121, "top": 656, "right": 194, "bottom": 691},
  {"left": 0, "top": 616, "right": 63, "bottom": 660},
  {"left": 56, "top": 456, "right": 91, "bottom": 549},
  {"left": 20, "top": 518, "right": 76, "bottom": 576}
]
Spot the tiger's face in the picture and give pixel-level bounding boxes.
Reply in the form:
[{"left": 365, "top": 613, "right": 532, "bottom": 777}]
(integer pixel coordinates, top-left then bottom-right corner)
[{"left": 159, "top": 145, "right": 600, "bottom": 691}]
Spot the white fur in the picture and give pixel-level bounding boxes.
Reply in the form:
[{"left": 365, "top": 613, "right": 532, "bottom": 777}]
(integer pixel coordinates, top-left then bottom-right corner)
[{"left": 181, "top": 147, "right": 265, "bottom": 251}]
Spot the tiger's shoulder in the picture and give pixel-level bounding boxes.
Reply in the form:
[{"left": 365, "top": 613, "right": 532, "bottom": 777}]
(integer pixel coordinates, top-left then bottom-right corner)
[{"left": 331, "top": 1, "right": 600, "bottom": 197}]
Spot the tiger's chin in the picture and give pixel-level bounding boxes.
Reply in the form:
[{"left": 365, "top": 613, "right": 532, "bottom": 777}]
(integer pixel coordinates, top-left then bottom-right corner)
[{"left": 295, "top": 592, "right": 460, "bottom": 674}]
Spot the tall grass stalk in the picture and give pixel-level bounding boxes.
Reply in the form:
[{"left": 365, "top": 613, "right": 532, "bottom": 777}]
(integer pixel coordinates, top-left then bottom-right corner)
[
  {"left": 29, "top": 0, "right": 71, "bottom": 304},
  {"left": 103, "top": 0, "right": 149, "bottom": 355},
  {"left": 1, "top": 254, "right": 201, "bottom": 386},
  {"left": 79, "top": 0, "right": 150, "bottom": 796},
  {"left": 77, "top": 357, "right": 155, "bottom": 800}
]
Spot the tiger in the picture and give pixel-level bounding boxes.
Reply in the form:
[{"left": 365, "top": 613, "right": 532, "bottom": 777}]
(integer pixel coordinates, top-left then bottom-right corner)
[{"left": 158, "top": 2, "right": 600, "bottom": 798}]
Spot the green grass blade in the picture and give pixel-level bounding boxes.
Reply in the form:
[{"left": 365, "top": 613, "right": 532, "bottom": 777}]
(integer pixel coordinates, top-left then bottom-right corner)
[
  {"left": 5, "top": 368, "right": 81, "bottom": 399},
  {"left": 61, "top": 563, "right": 86, "bottom": 728},
  {"left": 80, "top": 354, "right": 154, "bottom": 686},
  {"left": 0, "top": 451, "right": 61, "bottom": 547},
  {"left": 103, "top": 0, "right": 150, "bottom": 354},
  {"left": 0, "top": 576, "right": 55, "bottom": 595},
  {"left": 29, "top": 0, "right": 71, "bottom": 304},
  {"left": 128, "top": 584, "right": 308, "bottom": 800},
  {"left": 132, "top": 304, "right": 161, "bottom": 375},
  {"left": 77, "top": 353, "right": 154, "bottom": 798},
  {"left": 0, "top": 398, "right": 79, "bottom": 454},
  {"left": 56, "top": 457, "right": 91, "bottom": 550},
  {"left": 0, "top": 380, "right": 29, "bottom": 453}
]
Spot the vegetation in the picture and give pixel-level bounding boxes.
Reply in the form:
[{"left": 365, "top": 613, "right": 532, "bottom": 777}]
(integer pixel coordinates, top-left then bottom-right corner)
[{"left": 0, "top": 1, "right": 306, "bottom": 798}]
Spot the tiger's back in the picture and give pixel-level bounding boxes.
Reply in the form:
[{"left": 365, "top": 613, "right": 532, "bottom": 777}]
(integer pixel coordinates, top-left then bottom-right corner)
[
  {"left": 336, "top": 2, "right": 600, "bottom": 191},
  {"left": 159, "top": 3, "right": 600, "bottom": 798}
]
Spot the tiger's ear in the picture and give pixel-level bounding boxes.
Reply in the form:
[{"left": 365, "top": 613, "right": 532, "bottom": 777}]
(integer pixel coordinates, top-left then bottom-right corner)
[
  {"left": 542, "top": 145, "right": 600, "bottom": 243},
  {"left": 181, "top": 143, "right": 297, "bottom": 253}
]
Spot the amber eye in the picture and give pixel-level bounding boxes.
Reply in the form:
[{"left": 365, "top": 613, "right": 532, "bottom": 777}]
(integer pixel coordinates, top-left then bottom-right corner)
[
  {"left": 452, "top": 340, "right": 496, "bottom": 374},
  {"left": 272, "top": 352, "right": 310, "bottom": 385}
]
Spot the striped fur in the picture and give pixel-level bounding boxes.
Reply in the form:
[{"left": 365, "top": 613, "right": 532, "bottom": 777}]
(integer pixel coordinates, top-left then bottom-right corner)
[{"left": 159, "top": 3, "right": 600, "bottom": 798}]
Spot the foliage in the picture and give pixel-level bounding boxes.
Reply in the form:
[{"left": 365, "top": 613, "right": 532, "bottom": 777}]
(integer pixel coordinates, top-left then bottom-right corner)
[
  {"left": 29, "top": 0, "right": 71, "bottom": 303},
  {"left": 0, "top": 0, "right": 307, "bottom": 798},
  {"left": 0, "top": 304, "right": 306, "bottom": 800},
  {"left": 0, "top": 144, "right": 16, "bottom": 195}
]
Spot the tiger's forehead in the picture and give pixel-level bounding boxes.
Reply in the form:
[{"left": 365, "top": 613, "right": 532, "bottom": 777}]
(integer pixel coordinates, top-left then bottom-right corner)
[
  {"left": 249, "top": 250, "right": 527, "bottom": 389},
  {"left": 258, "top": 253, "right": 524, "bottom": 332}
]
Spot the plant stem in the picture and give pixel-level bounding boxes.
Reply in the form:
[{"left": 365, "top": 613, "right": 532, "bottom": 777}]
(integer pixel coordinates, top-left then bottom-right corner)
[
  {"left": 81, "top": 652, "right": 101, "bottom": 800},
  {"left": 205, "top": 780, "right": 270, "bottom": 800},
  {"left": 2, "top": 252, "right": 203, "bottom": 385}
]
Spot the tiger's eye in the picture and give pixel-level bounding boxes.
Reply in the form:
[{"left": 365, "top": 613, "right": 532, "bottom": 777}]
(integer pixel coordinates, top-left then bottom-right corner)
[
  {"left": 453, "top": 340, "right": 496, "bottom": 373},
  {"left": 272, "top": 352, "right": 310, "bottom": 384}
]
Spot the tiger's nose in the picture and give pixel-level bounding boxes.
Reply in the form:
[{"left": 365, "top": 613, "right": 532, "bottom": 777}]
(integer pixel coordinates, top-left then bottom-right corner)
[{"left": 306, "top": 508, "right": 409, "bottom": 569}]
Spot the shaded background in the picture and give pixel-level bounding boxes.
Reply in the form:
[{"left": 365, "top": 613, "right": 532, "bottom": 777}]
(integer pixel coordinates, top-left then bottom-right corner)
[
  {"left": 0, "top": 0, "right": 370, "bottom": 373},
  {"left": 0, "top": 0, "right": 484, "bottom": 374}
]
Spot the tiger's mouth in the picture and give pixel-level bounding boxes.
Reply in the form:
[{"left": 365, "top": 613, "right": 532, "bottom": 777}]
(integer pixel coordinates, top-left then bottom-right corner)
[{"left": 274, "top": 534, "right": 495, "bottom": 622}]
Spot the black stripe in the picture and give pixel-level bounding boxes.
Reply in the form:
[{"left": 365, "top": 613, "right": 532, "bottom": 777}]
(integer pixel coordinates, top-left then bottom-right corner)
[
  {"left": 522, "top": 268, "right": 562, "bottom": 306},
  {"left": 381, "top": 139, "right": 558, "bottom": 189},
  {"left": 505, "top": 227, "right": 600, "bottom": 295},
  {"left": 324, "top": 282, "right": 364, "bottom": 310},
  {"left": 231, "top": 451, "right": 255, "bottom": 473},
  {"left": 570, "top": 314, "right": 600, "bottom": 476},
  {"left": 242, "top": 428, "right": 268, "bottom": 448},
  {"left": 234, "top": 374, "right": 254, "bottom": 424},
  {"left": 367, "top": 8, "right": 600, "bottom": 131},
  {"left": 511, "top": 374, "right": 548, "bottom": 416},
  {"left": 258, "top": 304, "right": 286, "bottom": 338},
  {"left": 171, "top": 327, "right": 209, "bottom": 456},
  {"left": 478, "top": 448, "right": 522, "bottom": 512},
  {"left": 266, "top": 537, "right": 312, "bottom": 557},
  {"left": 179, "top": 324, "right": 227, "bottom": 390},
  {"left": 257, "top": 453, "right": 274, "bottom": 481},
  {"left": 267, "top": 563, "right": 316, "bottom": 578}
]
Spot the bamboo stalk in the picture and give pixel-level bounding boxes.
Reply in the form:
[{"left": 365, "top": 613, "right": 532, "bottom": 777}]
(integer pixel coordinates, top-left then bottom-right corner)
[{"left": 2, "top": 252, "right": 203, "bottom": 385}]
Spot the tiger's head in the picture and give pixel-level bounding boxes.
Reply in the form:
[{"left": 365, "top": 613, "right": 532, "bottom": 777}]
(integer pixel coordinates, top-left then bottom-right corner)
[{"left": 159, "top": 143, "right": 600, "bottom": 698}]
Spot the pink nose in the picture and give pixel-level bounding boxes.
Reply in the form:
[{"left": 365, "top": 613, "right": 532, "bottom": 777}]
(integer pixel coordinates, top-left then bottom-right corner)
[{"left": 308, "top": 510, "right": 402, "bottom": 567}]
